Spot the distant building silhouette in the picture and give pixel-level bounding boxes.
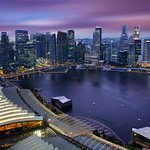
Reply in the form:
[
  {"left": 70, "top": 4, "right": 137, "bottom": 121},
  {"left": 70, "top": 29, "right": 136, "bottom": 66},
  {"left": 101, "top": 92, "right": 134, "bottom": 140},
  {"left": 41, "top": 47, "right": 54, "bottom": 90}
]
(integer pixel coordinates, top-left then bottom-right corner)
[
  {"left": 119, "top": 25, "right": 129, "bottom": 52},
  {"left": 57, "top": 31, "right": 68, "bottom": 64},
  {"left": 34, "top": 33, "right": 46, "bottom": 58},
  {"left": 67, "top": 30, "right": 75, "bottom": 61},
  {"left": 24, "top": 41, "right": 36, "bottom": 67},
  {"left": 75, "top": 41, "right": 85, "bottom": 63},
  {"left": 0, "top": 32, "right": 14, "bottom": 72},
  {"left": 143, "top": 39, "right": 150, "bottom": 62},
  {"left": 133, "top": 26, "right": 140, "bottom": 40},
  {"left": 50, "top": 33, "right": 57, "bottom": 64},
  {"left": 15, "top": 30, "right": 29, "bottom": 66}
]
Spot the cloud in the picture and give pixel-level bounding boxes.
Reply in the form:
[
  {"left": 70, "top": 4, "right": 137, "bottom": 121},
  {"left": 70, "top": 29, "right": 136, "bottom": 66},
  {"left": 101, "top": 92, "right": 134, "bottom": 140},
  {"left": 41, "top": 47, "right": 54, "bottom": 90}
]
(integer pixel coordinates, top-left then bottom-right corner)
[{"left": 0, "top": 0, "right": 150, "bottom": 38}]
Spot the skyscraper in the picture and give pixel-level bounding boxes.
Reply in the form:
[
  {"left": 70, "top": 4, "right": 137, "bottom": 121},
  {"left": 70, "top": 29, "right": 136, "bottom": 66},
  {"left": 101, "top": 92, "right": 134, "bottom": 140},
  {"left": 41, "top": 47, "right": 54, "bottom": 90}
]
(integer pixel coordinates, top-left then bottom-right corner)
[
  {"left": 92, "top": 26, "right": 102, "bottom": 52},
  {"left": 119, "top": 25, "right": 129, "bottom": 52},
  {"left": 122, "top": 25, "right": 128, "bottom": 36},
  {"left": 143, "top": 39, "right": 150, "bottom": 62},
  {"left": 56, "top": 31, "right": 68, "bottom": 64},
  {"left": 119, "top": 25, "right": 130, "bottom": 65},
  {"left": 24, "top": 42, "right": 36, "bottom": 67},
  {"left": 111, "top": 39, "right": 118, "bottom": 63},
  {"left": 50, "top": 34, "right": 57, "bottom": 64},
  {"left": 95, "top": 26, "right": 102, "bottom": 49},
  {"left": 67, "top": 30, "right": 75, "bottom": 60},
  {"left": 45, "top": 32, "right": 51, "bottom": 60},
  {"left": 132, "top": 26, "right": 141, "bottom": 64},
  {"left": 117, "top": 51, "right": 128, "bottom": 66},
  {"left": 15, "top": 30, "right": 29, "bottom": 66},
  {"left": 75, "top": 41, "right": 85, "bottom": 63},
  {"left": 133, "top": 26, "right": 140, "bottom": 40},
  {"left": 134, "top": 39, "right": 141, "bottom": 64},
  {"left": 128, "top": 36, "right": 135, "bottom": 65},
  {"left": 0, "top": 32, "right": 9, "bottom": 71},
  {"left": 34, "top": 33, "right": 46, "bottom": 58}
]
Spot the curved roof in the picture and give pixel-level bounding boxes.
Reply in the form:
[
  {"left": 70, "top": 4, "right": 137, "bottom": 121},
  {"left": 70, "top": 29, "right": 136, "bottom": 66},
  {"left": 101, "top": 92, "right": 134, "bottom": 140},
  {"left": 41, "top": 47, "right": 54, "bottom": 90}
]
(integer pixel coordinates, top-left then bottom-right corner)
[
  {"left": 8, "top": 135, "right": 59, "bottom": 150},
  {"left": 2, "top": 87, "right": 34, "bottom": 113},
  {"left": 0, "top": 87, "right": 43, "bottom": 127},
  {"left": 74, "top": 134, "right": 127, "bottom": 150}
]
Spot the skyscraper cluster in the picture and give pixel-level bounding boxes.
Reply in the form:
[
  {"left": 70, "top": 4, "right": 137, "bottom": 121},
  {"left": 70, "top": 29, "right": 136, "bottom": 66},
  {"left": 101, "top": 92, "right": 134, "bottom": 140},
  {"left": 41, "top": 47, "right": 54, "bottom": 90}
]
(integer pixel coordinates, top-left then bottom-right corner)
[
  {"left": 0, "top": 25, "right": 150, "bottom": 73},
  {"left": 0, "top": 30, "right": 86, "bottom": 72},
  {"left": 98, "top": 25, "right": 150, "bottom": 66}
]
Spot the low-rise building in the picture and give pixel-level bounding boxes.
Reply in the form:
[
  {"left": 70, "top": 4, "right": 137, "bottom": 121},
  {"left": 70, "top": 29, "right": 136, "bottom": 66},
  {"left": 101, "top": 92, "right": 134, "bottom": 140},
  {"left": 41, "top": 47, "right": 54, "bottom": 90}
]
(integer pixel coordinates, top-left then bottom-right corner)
[{"left": 132, "top": 127, "right": 150, "bottom": 148}]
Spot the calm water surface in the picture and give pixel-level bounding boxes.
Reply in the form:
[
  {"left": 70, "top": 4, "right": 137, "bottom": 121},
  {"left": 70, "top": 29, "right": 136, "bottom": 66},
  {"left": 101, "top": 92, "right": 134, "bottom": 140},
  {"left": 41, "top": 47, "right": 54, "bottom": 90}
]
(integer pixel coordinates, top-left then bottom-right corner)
[{"left": 15, "top": 70, "right": 150, "bottom": 142}]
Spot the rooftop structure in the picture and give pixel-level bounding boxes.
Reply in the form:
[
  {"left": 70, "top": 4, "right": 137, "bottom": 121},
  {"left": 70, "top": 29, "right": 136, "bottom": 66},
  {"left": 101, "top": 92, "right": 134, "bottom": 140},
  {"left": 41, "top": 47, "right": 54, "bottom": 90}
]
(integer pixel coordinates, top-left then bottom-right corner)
[
  {"left": 51, "top": 96, "right": 71, "bottom": 104},
  {"left": 8, "top": 135, "right": 59, "bottom": 150},
  {"left": 0, "top": 87, "right": 43, "bottom": 136},
  {"left": 51, "top": 96, "right": 72, "bottom": 112},
  {"left": 132, "top": 127, "right": 150, "bottom": 148},
  {"left": 132, "top": 127, "right": 150, "bottom": 140}
]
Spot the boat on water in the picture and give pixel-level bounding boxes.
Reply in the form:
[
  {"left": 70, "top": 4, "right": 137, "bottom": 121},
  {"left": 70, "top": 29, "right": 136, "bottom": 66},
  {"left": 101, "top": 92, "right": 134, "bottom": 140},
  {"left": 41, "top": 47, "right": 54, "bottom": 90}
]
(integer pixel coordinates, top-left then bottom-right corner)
[
  {"left": 93, "top": 102, "right": 96, "bottom": 105},
  {"left": 121, "top": 104, "right": 124, "bottom": 107}
]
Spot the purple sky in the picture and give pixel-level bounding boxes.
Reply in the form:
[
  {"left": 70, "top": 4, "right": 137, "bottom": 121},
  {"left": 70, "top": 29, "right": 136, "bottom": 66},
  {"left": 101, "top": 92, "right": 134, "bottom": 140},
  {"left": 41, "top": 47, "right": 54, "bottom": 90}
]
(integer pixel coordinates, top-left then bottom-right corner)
[{"left": 0, "top": 0, "right": 150, "bottom": 40}]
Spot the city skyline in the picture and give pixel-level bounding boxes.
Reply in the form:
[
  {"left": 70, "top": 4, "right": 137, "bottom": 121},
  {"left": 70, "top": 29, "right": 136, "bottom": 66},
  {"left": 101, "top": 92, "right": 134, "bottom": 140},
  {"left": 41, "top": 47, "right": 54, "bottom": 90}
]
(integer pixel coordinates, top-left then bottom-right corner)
[{"left": 0, "top": 0, "right": 150, "bottom": 40}]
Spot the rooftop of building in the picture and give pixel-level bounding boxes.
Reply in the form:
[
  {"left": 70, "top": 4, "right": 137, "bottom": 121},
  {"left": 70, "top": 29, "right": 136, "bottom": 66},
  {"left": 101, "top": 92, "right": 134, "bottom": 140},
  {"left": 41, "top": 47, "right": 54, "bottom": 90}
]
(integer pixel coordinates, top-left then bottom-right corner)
[
  {"left": 51, "top": 96, "right": 71, "bottom": 104},
  {"left": 132, "top": 127, "right": 150, "bottom": 140}
]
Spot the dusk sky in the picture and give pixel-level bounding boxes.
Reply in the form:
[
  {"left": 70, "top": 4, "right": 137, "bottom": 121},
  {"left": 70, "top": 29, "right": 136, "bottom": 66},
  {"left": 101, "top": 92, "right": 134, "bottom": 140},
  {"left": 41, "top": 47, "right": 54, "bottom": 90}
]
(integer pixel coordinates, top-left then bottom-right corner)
[{"left": 0, "top": 0, "right": 150, "bottom": 40}]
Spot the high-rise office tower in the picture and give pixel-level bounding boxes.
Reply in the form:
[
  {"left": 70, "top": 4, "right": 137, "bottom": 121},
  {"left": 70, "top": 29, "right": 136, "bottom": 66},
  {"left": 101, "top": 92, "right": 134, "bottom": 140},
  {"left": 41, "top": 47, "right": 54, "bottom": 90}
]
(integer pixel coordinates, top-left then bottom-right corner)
[
  {"left": 134, "top": 39, "right": 141, "bottom": 64},
  {"left": 15, "top": 30, "right": 29, "bottom": 66},
  {"left": 128, "top": 36, "right": 135, "bottom": 65},
  {"left": 143, "top": 39, "right": 150, "bottom": 62},
  {"left": 102, "top": 38, "right": 111, "bottom": 63},
  {"left": 24, "top": 42, "right": 36, "bottom": 67},
  {"left": 67, "top": 30, "right": 75, "bottom": 60},
  {"left": 8, "top": 42, "right": 15, "bottom": 64},
  {"left": 75, "top": 41, "right": 85, "bottom": 63},
  {"left": 0, "top": 32, "right": 14, "bottom": 72},
  {"left": 122, "top": 25, "right": 128, "bottom": 36},
  {"left": 95, "top": 26, "right": 102, "bottom": 49},
  {"left": 93, "top": 30, "right": 100, "bottom": 52},
  {"left": 0, "top": 32, "right": 9, "bottom": 71},
  {"left": 56, "top": 31, "right": 68, "bottom": 64},
  {"left": 93, "top": 26, "right": 103, "bottom": 60},
  {"left": 132, "top": 26, "right": 141, "bottom": 64},
  {"left": 92, "top": 26, "right": 102, "bottom": 51},
  {"left": 34, "top": 33, "right": 46, "bottom": 58},
  {"left": 111, "top": 39, "right": 118, "bottom": 63},
  {"left": 119, "top": 25, "right": 130, "bottom": 65},
  {"left": 50, "top": 34, "right": 57, "bottom": 64},
  {"left": 133, "top": 26, "right": 140, "bottom": 40},
  {"left": 120, "top": 25, "right": 129, "bottom": 52},
  {"left": 117, "top": 51, "right": 128, "bottom": 66},
  {"left": 45, "top": 32, "right": 51, "bottom": 60}
]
